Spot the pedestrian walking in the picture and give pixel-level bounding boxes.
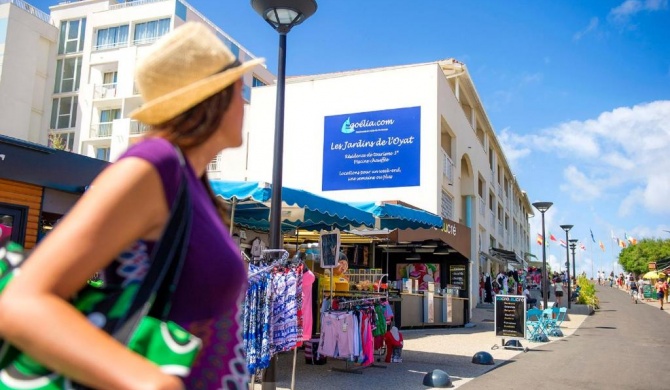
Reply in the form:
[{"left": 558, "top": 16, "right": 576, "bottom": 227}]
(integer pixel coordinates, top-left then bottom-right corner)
[
  {"left": 629, "top": 277, "right": 638, "bottom": 303},
  {"left": 554, "top": 277, "right": 565, "bottom": 307},
  {"left": 654, "top": 279, "right": 666, "bottom": 310}
]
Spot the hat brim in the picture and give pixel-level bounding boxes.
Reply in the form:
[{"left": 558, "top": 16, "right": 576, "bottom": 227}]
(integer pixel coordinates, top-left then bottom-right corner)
[{"left": 130, "top": 58, "right": 265, "bottom": 125}]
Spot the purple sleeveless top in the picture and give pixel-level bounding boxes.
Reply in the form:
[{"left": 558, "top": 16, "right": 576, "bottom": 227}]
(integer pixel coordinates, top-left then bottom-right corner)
[{"left": 117, "top": 138, "right": 249, "bottom": 389}]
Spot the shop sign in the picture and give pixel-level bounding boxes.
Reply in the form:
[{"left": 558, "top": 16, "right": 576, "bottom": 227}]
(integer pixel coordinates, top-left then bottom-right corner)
[
  {"left": 649, "top": 262, "right": 656, "bottom": 270},
  {"left": 322, "top": 106, "right": 421, "bottom": 191},
  {"left": 494, "top": 295, "right": 526, "bottom": 340},
  {"left": 442, "top": 221, "right": 457, "bottom": 236}
]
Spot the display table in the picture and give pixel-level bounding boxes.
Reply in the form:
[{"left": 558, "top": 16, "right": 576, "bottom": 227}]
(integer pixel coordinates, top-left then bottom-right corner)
[{"left": 393, "top": 293, "right": 466, "bottom": 328}]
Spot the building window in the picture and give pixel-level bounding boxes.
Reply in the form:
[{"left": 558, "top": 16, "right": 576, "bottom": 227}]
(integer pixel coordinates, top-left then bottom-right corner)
[
  {"left": 58, "top": 18, "right": 86, "bottom": 55},
  {"left": 175, "top": 0, "right": 187, "bottom": 21},
  {"left": 252, "top": 76, "right": 266, "bottom": 87},
  {"left": 50, "top": 96, "right": 78, "bottom": 129},
  {"left": 103, "top": 71, "right": 118, "bottom": 85},
  {"left": 227, "top": 40, "right": 240, "bottom": 58},
  {"left": 96, "top": 109, "right": 121, "bottom": 137},
  {"left": 133, "top": 18, "right": 170, "bottom": 45},
  {"left": 48, "top": 131, "right": 75, "bottom": 152},
  {"left": 54, "top": 57, "right": 83, "bottom": 93},
  {"left": 242, "top": 84, "right": 251, "bottom": 102},
  {"left": 95, "top": 25, "right": 129, "bottom": 50},
  {"left": 96, "top": 147, "right": 111, "bottom": 161}
]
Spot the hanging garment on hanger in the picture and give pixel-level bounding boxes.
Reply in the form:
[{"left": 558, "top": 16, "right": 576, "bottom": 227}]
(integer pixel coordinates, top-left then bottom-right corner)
[
  {"left": 242, "top": 265, "right": 273, "bottom": 373},
  {"left": 301, "top": 268, "right": 315, "bottom": 341},
  {"left": 270, "top": 264, "right": 303, "bottom": 354}
]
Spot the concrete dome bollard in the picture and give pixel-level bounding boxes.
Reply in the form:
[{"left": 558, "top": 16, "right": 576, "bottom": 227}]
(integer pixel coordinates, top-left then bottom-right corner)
[
  {"left": 471, "top": 351, "right": 495, "bottom": 365},
  {"left": 422, "top": 369, "right": 453, "bottom": 388}
]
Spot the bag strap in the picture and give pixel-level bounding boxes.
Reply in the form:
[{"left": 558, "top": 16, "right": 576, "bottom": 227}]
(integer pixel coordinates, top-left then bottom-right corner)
[{"left": 111, "top": 146, "right": 192, "bottom": 344}]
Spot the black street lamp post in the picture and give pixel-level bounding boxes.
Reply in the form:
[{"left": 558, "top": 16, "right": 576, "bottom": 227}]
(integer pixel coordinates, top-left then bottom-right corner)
[
  {"left": 532, "top": 201, "right": 553, "bottom": 310},
  {"left": 251, "top": 1, "right": 317, "bottom": 389},
  {"left": 569, "top": 239, "right": 578, "bottom": 289},
  {"left": 560, "top": 224, "right": 573, "bottom": 309}
]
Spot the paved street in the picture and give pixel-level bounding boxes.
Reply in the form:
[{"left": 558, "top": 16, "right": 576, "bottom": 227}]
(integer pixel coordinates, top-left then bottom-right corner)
[
  {"left": 255, "top": 296, "right": 588, "bottom": 389},
  {"left": 255, "top": 285, "right": 668, "bottom": 389},
  {"left": 460, "top": 285, "right": 670, "bottom": 390}
]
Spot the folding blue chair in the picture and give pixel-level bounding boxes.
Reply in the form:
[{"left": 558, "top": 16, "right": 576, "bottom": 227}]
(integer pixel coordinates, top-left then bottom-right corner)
[
  {"left": 555, "top": 307, "right": 567, "bottom": 328},
  {"left": 526, "top": 308, "right": 548, "bottom": 342},
  {"left": 543, "top": 307, "right": 563, "bottom": 337}
]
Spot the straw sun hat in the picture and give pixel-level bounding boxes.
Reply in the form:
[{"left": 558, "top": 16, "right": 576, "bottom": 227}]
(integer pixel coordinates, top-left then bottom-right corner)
[{"left": 130, "top": 22, "right": 265, "bottom": 125}]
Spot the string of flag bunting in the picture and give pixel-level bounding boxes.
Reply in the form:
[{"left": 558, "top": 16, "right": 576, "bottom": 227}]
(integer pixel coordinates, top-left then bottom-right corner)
[{"left": 536, "top": 228, "right": 638, "bottom": 252}]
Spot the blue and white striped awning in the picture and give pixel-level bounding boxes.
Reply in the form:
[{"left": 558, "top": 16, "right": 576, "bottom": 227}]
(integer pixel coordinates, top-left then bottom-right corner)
[
  {"left": 350, "top": 201, "right": 444, "bottom": 230},
  {"left": 210, "top": 181, "right": 375, "bottom": 232}
]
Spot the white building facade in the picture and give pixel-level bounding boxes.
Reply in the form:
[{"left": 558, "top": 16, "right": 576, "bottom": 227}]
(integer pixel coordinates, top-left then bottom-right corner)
[
  {"left": 222, "top": 59, "right": 533, "bottom": 309},
  {"left": 0, "top": 0, "right": 57, "bottom": 144},
  {"left": 47, "top": 0, "right": 273, "bottom": 163}
]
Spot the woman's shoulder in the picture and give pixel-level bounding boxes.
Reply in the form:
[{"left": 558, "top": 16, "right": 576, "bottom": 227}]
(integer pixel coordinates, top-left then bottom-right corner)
[
  {"left": 117, "top": 137, "right": 182, "bottom": 204},
  {"left": 119, "top": 137, "right": 177, "bottom": 167}
]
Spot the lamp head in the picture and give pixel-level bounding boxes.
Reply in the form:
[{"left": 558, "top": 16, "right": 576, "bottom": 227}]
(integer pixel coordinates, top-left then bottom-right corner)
[
  {"left": 560, "top": 224, "right": 573, "bottom": 232},
  {"left": 251, "top": 0, "right": 318, "bottom": 33},
  {"left": 532, "top": 201, "right": 553, "bottom": 213}
]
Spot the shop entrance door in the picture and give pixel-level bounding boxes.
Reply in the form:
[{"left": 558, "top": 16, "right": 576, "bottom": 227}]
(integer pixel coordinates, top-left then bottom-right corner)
[{"left": 0, "top": 203, "right": 28, "bottom": 246}]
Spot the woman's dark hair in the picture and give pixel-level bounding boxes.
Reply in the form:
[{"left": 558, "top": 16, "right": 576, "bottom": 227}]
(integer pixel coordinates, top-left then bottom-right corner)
[{"left": 149, "top": 83, "right": 236, "bottom": 225}]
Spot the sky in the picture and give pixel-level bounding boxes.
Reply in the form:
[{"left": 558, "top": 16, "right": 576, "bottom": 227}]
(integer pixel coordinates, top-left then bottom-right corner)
[{"left": 32, "top": 0, "right": 670, "bottom": 276}]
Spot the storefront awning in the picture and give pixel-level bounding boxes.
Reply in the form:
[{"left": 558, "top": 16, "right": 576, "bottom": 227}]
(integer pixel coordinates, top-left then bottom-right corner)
[
  {"left": 0, "top": 135, "right": 108, "bottom": 193},
  {"left": 480, "top": 251, "right": 504, "bottom": 265},
  {"left": 489, "top": 248, "right": 525, "bottom": 268},
  {"left": 210, "top": 180, "right": 376, "bottom": 232},
  {"left": 350, "top": 201, "right": 444, "bottom": 230},
  {"left": 383, "top": 227, "right": 471, "bottom": 259}
]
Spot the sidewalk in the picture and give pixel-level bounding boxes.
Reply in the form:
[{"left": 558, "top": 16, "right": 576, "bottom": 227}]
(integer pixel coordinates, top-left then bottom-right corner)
[
  {"left": 253, "top": 302, "right": 589, "bottom": 389},
  {"left": 610, "top": 284, "right": 670, "bottom": 314}
]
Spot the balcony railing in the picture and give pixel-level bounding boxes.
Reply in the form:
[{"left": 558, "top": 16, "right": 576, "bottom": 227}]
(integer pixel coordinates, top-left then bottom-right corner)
[
  {"left": 109, "top": 0, "right": 168, "bottom": 10},
  {"left": 90, "top": 123, "right": 113, "bottom": 138},
  {"left": 93, "top": 41, "right": 128, "bottom": 51},
  {"left": 208, "top": 155, "right": 222, "bottom": 172},
  {"left": 133, "top": 36, "right": 161, "bottom": 46},
  {"left": 130, "top": 120, "right": 150, "bottom": 135},
  {"left": 442, "top": 150, "right": 454, "bottom": 185},
  {"left": 93, "top": 83, "right": 118, "bottom": 99},
  {"left": 1, "top": 0, "right": 52, "bottom": 25}
]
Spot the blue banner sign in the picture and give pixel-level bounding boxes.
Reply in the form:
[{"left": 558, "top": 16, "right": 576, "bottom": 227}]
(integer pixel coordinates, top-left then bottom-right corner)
[{"left": 322, "top": 106, "right": 421, "bottom": 191}]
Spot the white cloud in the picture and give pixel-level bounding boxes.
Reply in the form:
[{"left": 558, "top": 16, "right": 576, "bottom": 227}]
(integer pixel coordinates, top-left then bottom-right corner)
[
  {"left": 609, "top": 0, "right": 668, "bottom": 23},
  {"left": 497, "top": 128, "right": 531, "bottom": 171},
  {"left": 507, "top": 100, "right": 670, "bottom": 215},
  {"left": 573, "top": 17, "right": 599, "bottom": 41},
  {"left": 643, "top": 173, "right": 670, "bottom": 213},
  {"left": 560, "top": 166, "right": 602, "bottom": 201}
]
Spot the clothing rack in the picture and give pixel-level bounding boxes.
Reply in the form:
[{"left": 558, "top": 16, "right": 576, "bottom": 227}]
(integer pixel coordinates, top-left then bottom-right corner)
[
  {"left": 245, "top": 248, "right": 304, "bottom": 390},
  {"left": 334, "top": 295, "right": 386, "bottom": 309},
  {"left": 320, "top": 293, "right": 389, "bottom": 374},
  {"left": 247, "top": 249, "right": 290, "bottom": 279}
]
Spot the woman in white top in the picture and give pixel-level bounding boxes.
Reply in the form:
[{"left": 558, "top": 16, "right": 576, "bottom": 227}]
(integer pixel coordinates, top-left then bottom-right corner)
[{"left": 554, "top": 277, "right": 565, "bottom": 307}]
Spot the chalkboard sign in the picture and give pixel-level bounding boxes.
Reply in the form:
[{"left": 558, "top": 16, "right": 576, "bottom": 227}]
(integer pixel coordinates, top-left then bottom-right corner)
[
  {"left": 449, "top": 265, "right": 466, "bottom": 290},
  {"left": 494, "top": 295, "right": 526, "bottom": 339},
  {"left": 643, "top": 284, "right": 654, "bottom": 300},
  {"left": 320, "top": 229, "right": 340, "bottom": 269}
]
